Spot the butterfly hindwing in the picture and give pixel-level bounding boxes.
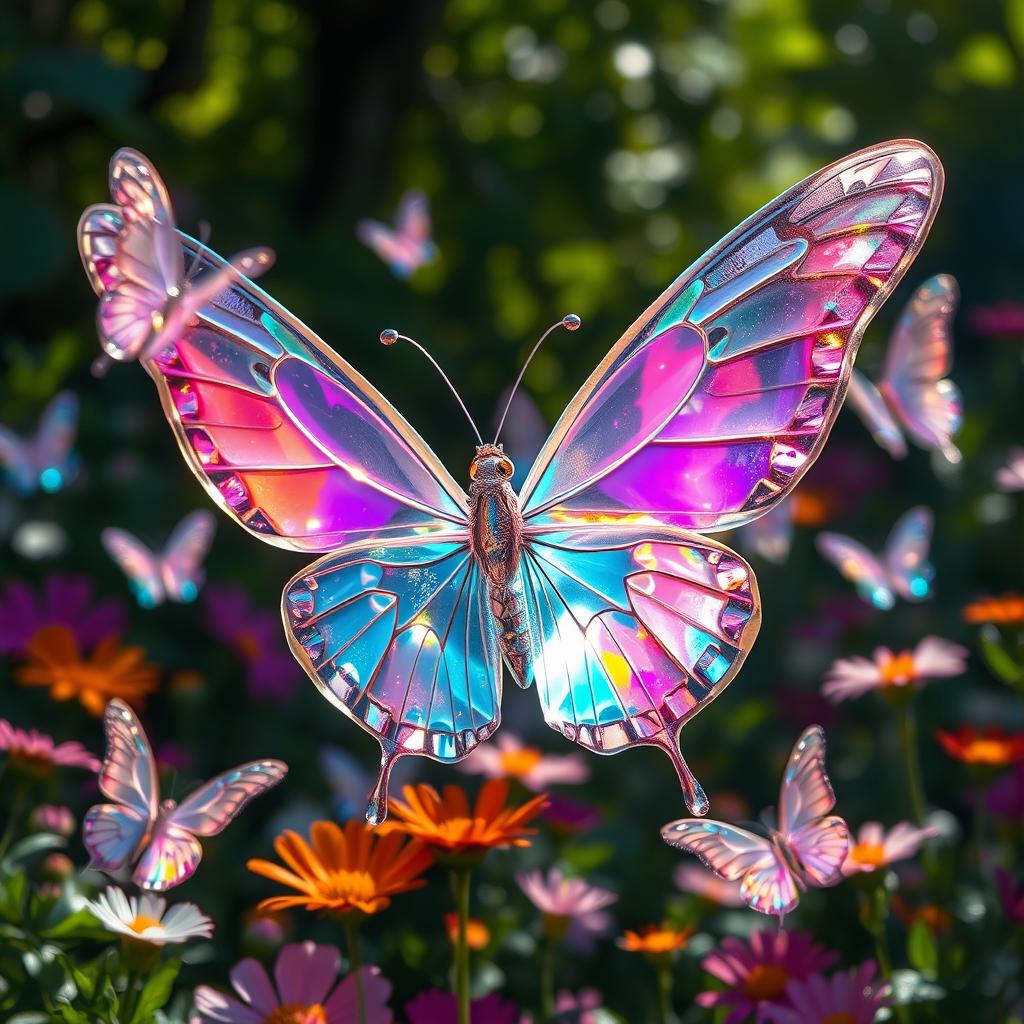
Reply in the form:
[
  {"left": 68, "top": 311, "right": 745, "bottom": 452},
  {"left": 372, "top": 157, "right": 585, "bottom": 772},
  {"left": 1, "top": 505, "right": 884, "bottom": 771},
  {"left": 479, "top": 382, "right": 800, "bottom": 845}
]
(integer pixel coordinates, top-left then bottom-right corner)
[
  {"left": 847, "top": 369, "right": 907, "bottom": 459},
  {"left": 815, "top": 531, "right": 895, "bottom": 609},
  {"left": 883, "top": 505, "right": 934, "bottom": 602},
  {"left": 101, "top": 528, "right": 165, "bottom": 608},
  {"left": 161, "top": 509, "right": 216, "bottom": 603}
]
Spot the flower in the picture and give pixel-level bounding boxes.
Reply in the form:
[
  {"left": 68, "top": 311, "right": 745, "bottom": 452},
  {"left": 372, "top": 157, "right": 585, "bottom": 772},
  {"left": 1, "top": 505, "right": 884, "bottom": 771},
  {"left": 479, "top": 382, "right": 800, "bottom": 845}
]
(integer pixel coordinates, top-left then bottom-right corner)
[
  {"left": 41, "top": 852, "right": 75, "bottom": 882},
  {"left": 842, "top": 821, "right": 936, "bottom": 876},
  {"left": 996, "top": 869, "right": 1024, "bottom": 925},
  {"left": 763, "top": 962, "right": 891, "bottom": 1024},
  {"left": 541, "top": 793, "right": 601, "bottom": 837},
  {"left": 15, "top": 625, "right": 159, "bottom": 715},
  {"left": 821, "top": 637, "right": 968, "bottom": 703},
  {"left": 891, "top": 897, "right": 953, "bottom": 934},
  {"left": 194, "top": 941, "right": 392, "bottom": 1024},
  {"left": 0, "top": 575, "right": 125, "bottom": 657},
  {"left": 383, "top": 780, "right": 547, "bottom": 862},
  {"left": 555, "top": 990, "right": 603, "bottom": 1024},
  {"left": 405, "top": 990, "right": 520, "bottom": 1024},
  {"left": 996, "top": 448, "right": 1024, "bottom": 492},
  {"left": 443, "top": 913, "right": 490, "bottom": 950},
  {"left": 88, "top": 886, "right": 212, "bottom": 945},
  {"left": 618, "top": 923, "right": 694, "bottom": 955},
  {"left": 986, "top": 762, "right": 1024, "bottom": 819},
  {"left": 968, "top": 302, "right": 1024, "bottom": 336},
  {"left": 962, "top": 594, "right": 1024, "bottom": 625},
  {"left": 697, "top": 930, "right": 839, "bottom": 1023},
  {"left": 247, "top": 819, "right": 432, "bottom": 916},
  {"left": 458, "top": 733, "right": 589, "bottom": 791},
  {"left": 674, "top": 864, "right": 746, "bottom": 907},
  {"left": 28, "top": 804, "right": 76, "bottom": 837},
  {"left": 0, "top": 718, "right": 99, "bottom": 775},
  {"left": 203, "top": 584, "right": 300, "bottom": 701},
  {"left": 936, "top": 726, "right": 1024, "bottom": 766},
  {"left": 516, "top": 868, "right": 617, "bottom": 942}
]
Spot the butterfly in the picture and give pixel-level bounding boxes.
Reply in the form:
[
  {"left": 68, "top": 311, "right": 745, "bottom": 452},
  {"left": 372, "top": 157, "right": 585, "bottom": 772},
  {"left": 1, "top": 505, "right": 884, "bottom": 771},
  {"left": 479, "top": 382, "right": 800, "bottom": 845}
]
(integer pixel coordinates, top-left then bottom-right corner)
[
  {"left": 995, "top": 447, "right": 1024, "bottom": 492},
  {"left": 738, "top": 502, "right": 795, "bottom": 565},
  {"left": 101, "top": 509, "right": 216, "bottom": 608},
  {"left": 84, "top": 699, "right": 287, "bottom": 891},
  {"left": 78, "top": 142, "right": 943, "bottom": 823},
  {"left": 0, "top": 391, "right": 79, "bottom": 496},
  {"left": 661, "top": 725, "right": 849, "bottom": 919},
  {"left": 357, "top": 190, "right": 438, "bottom": 279},
  {"left": 816, "top": 505, "right": 934, "bottom": 610},
  {"left": 846, "top": 274, "right": 962, "bottom": 463},
  {"left": 77, "top": 147, "right": 274, "bottom": 371}
]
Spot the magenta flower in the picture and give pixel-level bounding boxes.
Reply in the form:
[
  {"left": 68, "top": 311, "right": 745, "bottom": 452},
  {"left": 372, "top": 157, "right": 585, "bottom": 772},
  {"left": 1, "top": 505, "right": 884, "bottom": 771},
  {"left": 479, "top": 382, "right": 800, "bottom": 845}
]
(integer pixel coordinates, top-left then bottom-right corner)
[
  {"left": 674, "top": 863, "right": 745, "bottom": 907},
  {"left": 822, "top": 637, "right": 968, "bottom": 703},
  {"left": 986, "top": 762, "right": 1024, "bottom": 820},
  {"left": 996, "top": 869, "right": 1024, "bottom": 924},
  {"left": 842, "top": 821, "right": 936, "bottom": 876},
  {"left": 698, "top": 930, "right": 839, "bottom": 1023},
  {"left": 458, "top": 733, "right": 589, "bottom": 791},
  {"left": 763, "top": 962, "right": 891, "bottom": 1024},
  {"left": 517, "top": 868, "right": 617, "bottom": 946},
  {"left": 0, "top": 718, "right": 100, "bottom": 774},
  {"left": 193, "top": 941, "right": 392, "bottom": 1023},
  {"left": 996, "top": 447, "right": 1024, "bottom": 492},
  {"left": 405, "top": 990, "right": 520, "bottom": 1024},
  {"left": 29, "top": 804, "right": 76, "bottom": 837},
  {"left": 541, "top": 794, "right": 601, "bottom": 836},
  {"left": 0, "top": 575, "right": 125, "bottom": 656},
  {"left": 202, "top": 584, "right": 300, "bottom": 701}
]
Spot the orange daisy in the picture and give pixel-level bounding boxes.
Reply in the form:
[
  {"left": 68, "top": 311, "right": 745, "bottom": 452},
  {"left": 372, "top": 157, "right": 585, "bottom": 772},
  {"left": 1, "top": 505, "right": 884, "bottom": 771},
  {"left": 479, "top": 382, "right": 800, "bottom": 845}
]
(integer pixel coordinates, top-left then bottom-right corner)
[
  {"left": 383, "top": 779, "right": 548, "bottom": 864},
  {"left": 936, "top": 726, "right": 1024, "bottom": 766},
  {"left": 892, "top": 896, "right": 954, "bottom": 934},
  {"left": 618, "top": 923, "right": 694, "bottom": 956},
  {"left": 247, "top": 819, "right": 433, "bottom": 916},
  {"left": 15, "top": 625, "right": 159, "bottom": 715},
  {"left": 962, "top": 594, "right": 1024, "bottom": 626},
  {"left": 444, "top": 913, "right": 491, "bottom": 950}
]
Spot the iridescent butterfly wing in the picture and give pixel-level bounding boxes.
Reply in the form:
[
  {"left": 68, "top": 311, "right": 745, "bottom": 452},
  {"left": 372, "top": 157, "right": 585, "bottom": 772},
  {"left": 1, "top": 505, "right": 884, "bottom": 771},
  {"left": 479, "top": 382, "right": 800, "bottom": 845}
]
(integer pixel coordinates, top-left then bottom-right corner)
[
  {"left": 883, "top": 505, "right": 934, "bottom": 601},
  {"left": 880, "top": 274, "right": 961, "bottom": 462},
  {"left": 738, "top": 501, "right": 794, "bottom": 564},
  {"left": 815, "top": 531, "right": 894, "bottom": 609},
  {"left": 101, "top": 528, "right": 165, "bottom": 608},
  {"left": 996, "top": 447, "right": 1024, "bottom": 492},
  {"left": 133, "top": 759, "right": 287, "bottom": 891},
  {"left": 357, "top": 190, "right": 435, "bottom": 278},
  {"left": 515, "top": 142, "right": 943, "bottom": 807},
  {"left": 847, "top": 369, "right": 907, "bottom": 459},
  {"left": 160, "top": 509, "right": 216, "bottom": 603},
  {"left": 0, "top": 392, "right": 78, "bottom": 495},
  {"left": 83, "top": 700, "right": 158, "bottom": 874}
]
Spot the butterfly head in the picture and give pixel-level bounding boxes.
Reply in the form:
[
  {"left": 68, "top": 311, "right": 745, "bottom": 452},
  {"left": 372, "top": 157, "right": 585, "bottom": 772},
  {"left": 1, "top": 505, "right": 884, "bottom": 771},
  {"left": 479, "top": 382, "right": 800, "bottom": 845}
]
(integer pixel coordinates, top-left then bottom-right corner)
[{"left": 470, "top": 443, "right": 515, "bottom": 487}]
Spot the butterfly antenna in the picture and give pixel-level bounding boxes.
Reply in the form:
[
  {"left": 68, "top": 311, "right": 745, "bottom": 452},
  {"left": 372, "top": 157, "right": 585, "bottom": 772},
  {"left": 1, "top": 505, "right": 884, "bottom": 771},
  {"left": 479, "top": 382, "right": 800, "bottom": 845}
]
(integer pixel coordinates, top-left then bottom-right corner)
[
  {"left": 493, "top": 313, "right": 581, "bottom": 445},
  {"left": 380, "top": 328, "right": 483, "bottom": 445},
  {"left": 186, "top": 219, "right": 212, "bottom": 281}
]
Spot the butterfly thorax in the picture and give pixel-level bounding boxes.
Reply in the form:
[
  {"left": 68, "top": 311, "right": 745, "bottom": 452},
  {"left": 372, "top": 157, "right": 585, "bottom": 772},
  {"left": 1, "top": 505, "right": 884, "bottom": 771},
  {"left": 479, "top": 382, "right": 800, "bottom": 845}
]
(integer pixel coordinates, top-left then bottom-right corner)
[
  {"left": 770, "top": 830, "right": 807, "bottom": 883},
  {"left": 468, "top": 444, "right": 533, "bottom": 686}
]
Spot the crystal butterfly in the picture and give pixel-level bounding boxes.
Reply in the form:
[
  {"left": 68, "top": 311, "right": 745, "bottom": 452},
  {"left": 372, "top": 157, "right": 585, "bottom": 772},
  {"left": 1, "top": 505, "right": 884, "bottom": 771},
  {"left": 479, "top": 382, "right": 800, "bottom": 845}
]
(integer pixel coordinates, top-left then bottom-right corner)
[
  {"left": 77, "top": 147, "right": 274, "bottom": 372},
  {"left": 816, "top": 505, "right": 934, "bottom": 610},
  {"left": 357, "top": 189, "right": 438, "bottom": 279},
  {"left": 84, "top": 699, "right": 287, "bottom": 891},
  {"left": 78, "top": 142, "right": 943, "bottom": 822},
  {"left": 661, "top": 725, "right": 849, "bottom": 919},
  {"left": 0, "top": 391, "right": 78, "bottom": 496},
  {"left": 101, "top": 509, "right": 216, "bottom": 608},
  {"left": 847, "top": 274, "right": 962, "bottom": 463}
]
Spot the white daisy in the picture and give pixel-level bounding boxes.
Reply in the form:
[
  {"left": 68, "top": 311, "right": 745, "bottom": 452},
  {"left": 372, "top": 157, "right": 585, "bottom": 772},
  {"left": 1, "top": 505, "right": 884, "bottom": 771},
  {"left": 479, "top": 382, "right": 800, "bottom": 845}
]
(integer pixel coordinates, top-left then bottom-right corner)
[{"left": 87, "top": 886, "right": 213, "bottom": 945}]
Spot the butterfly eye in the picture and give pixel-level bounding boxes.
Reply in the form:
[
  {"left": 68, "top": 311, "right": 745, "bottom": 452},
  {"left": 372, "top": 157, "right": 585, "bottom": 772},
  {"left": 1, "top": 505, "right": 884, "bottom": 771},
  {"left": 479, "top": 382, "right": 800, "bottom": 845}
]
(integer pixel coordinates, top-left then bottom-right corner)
[
  {"left": 498, "top": 458, "right": 514, "bottom": 478},
  {"left": 469, "top": 461, "right": 480, "bottom": 480}
]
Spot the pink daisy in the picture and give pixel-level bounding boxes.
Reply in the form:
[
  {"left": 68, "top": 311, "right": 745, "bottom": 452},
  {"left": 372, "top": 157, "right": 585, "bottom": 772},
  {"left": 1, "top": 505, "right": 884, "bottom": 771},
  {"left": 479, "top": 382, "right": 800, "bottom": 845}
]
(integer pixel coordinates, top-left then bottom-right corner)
[
  {"left": 458, "top": 733, "right": 589, "bottom": 791},
  {"left": 0, "top": 718, "right": 100, "bottom": 774},
  {"left": 822, "top": 637, "right": 968, "bottom": 703},
  {"left": 763, "top": 962, "right": 891, "bottom": 1023},
  {"left": 517, "top": 868, "right": 616, "bottom": 935},
  {"left": 842, "top": 821, "right": 936, "bottom": 876},
  {"left": 674, "top": 864, "right": 746, "bottom": 907},
  {"left": 698, "top": 930, "right": 839, "bottom": 1023},
  {"left": 193, "top": 941, "right": 392, "bottom": 1024}
]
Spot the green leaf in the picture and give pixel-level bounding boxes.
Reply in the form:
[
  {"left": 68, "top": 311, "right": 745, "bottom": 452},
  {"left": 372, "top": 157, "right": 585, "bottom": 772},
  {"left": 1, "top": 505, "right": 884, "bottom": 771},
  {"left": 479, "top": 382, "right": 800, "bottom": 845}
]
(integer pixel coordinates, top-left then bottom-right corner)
[
  {"left": 131, "top": 957, "right": 182, "bottom": 1024},
  {"left": 5, "top": 832, "right": 67, "bottom": 864},
  {"left": 41, "top": 907, "right": 110, "bottom": 942},
  {"left": 979, "top": 625, "right": 1024, "bottom": 687},
  {"left": 0, "top": 870, "right": 28, "bottom": 923},
  {"left": 907, "top": 920, "right": 938, "bottom": 976}
]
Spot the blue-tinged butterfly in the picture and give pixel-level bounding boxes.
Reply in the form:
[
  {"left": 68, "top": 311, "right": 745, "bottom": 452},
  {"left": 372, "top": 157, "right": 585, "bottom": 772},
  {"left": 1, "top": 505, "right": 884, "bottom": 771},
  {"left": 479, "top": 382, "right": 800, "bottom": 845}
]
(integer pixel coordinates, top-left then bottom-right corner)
[
  {"left": 0, "top": 392, "right": 79, "bottom": 495},
  {"left": 357, "top": 189, "right": 438, "bottom": 278},
  {"left": 79, "top": 143, "right": 944, "bottom": 821}
]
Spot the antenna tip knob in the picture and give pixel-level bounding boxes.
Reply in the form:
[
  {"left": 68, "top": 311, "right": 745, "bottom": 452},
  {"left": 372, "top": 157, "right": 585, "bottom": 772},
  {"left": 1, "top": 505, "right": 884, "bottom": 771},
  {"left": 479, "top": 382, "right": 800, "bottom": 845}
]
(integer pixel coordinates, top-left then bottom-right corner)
[
  {"left": 562, "top": 313, "right": 582, "bottom": 331},
  {"left": 380, "top": 328, "right": 399, "bottom": 346}
]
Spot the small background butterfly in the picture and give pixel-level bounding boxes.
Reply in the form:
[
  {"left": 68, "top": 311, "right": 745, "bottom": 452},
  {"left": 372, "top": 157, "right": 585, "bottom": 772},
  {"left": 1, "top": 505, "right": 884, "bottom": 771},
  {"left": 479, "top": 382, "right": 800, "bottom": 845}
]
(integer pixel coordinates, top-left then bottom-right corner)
[
  {"left": 661, "top": 725, "right": 849, "bottom": 919},
  {"left": 101, "top": 509, "right": 216, "bottom": 608},
  {"left": 83, "top": 699, "right": 287, "bottom": 891},
  {"left": 0, "top": 391, "right": 79, "bottom": 496},
  {"left": 356, "top": 189, "right": 438, "bottom": 279},
  {"left": 816, "top": 505, "right": 934, "bottom": 610},
  {"left": 995, "top": 447, "right": 1024, "bottom": 492},
  {"left": 847, "top": 274, "right": 962, "bottom": 463}
]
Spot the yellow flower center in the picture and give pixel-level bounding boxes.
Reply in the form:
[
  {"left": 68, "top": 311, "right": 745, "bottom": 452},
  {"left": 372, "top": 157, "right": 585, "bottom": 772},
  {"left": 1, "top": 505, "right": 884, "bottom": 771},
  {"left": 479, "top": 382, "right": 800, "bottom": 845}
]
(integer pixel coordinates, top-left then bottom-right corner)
[
  {"left": 879, "top": 651, "right": 916, "bottom": 686},
  {"left": 636, "top": 931, "right": 685, "bottom": 953},
  {"left": 964, "top": 739, "right": 1013, "bottom": 763},
  {"left": 128, "top": 914, "right": 162, "bottom": 934},
  {"left": 741, "top": 963, "right": 789, "bottom": 1001},
  {"left": 822, "top": 1014, "right": 858, "bottom": 1024},
  {"left": 498, "top": 748, "right": 543, "bottom": 777},
  {"left": 320, "top": 868, "right": 377, "bottom": 903},
  {"left": 265, "top": 1005, "right": 327, "bottom": 1024},
  {"left": 849, "top": 842, "right": 887, "bottom": 868}
]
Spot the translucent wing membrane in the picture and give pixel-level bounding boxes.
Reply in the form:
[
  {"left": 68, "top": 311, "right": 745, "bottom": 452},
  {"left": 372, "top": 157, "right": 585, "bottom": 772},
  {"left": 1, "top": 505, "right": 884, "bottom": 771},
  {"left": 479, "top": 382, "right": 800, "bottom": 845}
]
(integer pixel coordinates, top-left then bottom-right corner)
[
  {"left": 520, "top": 142, "right": 943, "bottom": 532},
  {"left": 283, "top": 536, "right": 501, "bottom": 822},
  {"left": 521, "top": 525, "right": 759, "bottom": 813},
  {"left": 779, "top": 726, "right": 837, "bottom": 836},
  {"left": 847, "top": 370, "right": 907, "bottom": 459},
  {"left": 883, "top": 505, "right": 934, "bottom": 601}
]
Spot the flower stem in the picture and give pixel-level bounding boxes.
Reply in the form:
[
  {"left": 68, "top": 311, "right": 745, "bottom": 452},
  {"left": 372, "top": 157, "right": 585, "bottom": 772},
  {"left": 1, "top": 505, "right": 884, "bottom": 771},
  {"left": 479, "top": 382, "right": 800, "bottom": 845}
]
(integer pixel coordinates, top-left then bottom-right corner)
[
  {"left": 450, "top": 867, "right": 472, "bottom": 1024},
  {"left": 119, "top": 969, "right": 140, "bottom": 1024},
  {"left": 0, "top": 779, "right": 30, "bottom": 861},
  {"left": 343, "top": 916, "right": 369, "bottom": 1024},
  {"left": 895, "top": 698, "right": 927, "bottom": 826},
  {"left": 656, "top": 962, "right": 674, "bottom": 1024},
  {"left": 857, "top": 884, "right": 910, "bottom": 1024},
  {"left": 540, "top": 936, "right": 555, "bottom": 1024}
]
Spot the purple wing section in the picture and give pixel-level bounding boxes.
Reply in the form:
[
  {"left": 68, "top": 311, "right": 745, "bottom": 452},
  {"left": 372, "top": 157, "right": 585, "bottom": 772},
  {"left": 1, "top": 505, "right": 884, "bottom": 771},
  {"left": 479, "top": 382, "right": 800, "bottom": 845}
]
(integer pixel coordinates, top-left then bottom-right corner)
[
  {"left": 520, "top": 142, "right": 943, "bottom": 533},
  {"left": 521, "top": 524, "right": 759, "bottom": 813}
]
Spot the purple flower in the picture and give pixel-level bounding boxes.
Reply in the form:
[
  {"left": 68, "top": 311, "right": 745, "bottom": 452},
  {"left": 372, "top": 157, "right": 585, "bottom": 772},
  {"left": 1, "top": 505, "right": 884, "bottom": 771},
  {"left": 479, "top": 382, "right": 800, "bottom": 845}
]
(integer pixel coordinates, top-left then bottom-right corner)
[
  {"left": 986, "top": 762, "right": 1024, "bottom": 820},
  {"left": 29, "top": 804, "right": 76, "bottom": 837},
  {"left": 541, "top": 794, "right": 601, "bottom": 836},
  {"left": 202, "top": 584, "right": 300, "bottom": 701},
  {"left": 0, "top": 575, "right": 126, "bottom": 656},
  {"left": 405, "top": 991, "right": 519, "bottom": 1024},
  {"left": 996, "top": 869, "right": 1024, "bottom": 924},
  {"left": 763, "top": 962, "right": 891, "bottom": 1024}
]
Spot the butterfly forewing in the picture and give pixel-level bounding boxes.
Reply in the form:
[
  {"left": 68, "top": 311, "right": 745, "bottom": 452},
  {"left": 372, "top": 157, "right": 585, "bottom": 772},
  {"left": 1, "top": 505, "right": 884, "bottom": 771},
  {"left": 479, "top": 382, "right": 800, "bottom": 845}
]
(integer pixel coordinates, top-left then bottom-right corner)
[
  {"left": 847, "top": 369, "right": 908, "bottom": 459},
  {"left": 883, "top": 505, "right": 934, "bottom": 601}
]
